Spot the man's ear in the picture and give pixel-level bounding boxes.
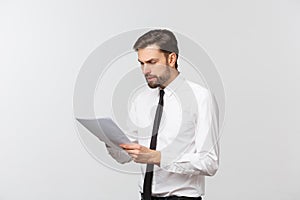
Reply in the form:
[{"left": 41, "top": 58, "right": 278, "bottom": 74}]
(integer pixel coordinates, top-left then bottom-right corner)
[{"left": 168, "top": 52, "right": 177, "bottom": 68}]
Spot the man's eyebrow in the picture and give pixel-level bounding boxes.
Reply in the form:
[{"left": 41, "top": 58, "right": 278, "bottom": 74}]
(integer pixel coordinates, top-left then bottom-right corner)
[{"left": 138, "top": 58, "right": 158, "bottom": 64}]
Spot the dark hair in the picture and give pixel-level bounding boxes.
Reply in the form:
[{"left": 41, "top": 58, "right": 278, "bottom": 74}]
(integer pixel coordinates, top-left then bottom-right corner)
[{"left": 133, "top": 29, "right": 179, "bottom": 69}]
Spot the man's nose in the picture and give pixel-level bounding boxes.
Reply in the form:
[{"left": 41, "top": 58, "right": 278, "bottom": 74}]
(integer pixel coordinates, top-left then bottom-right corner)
[{"left": 142, "top": 64, "right": 151, "bottom": 75}]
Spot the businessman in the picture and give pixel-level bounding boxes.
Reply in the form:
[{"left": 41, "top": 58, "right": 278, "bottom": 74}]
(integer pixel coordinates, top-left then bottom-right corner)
[{"left": 106, "top": 29, "right": 219, "bottom": 200}]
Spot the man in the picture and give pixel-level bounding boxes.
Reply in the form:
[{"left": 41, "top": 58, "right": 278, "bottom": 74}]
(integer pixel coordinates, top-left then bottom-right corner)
[{"left": 106, "top": 29, "right": 219, "bottom": 200}]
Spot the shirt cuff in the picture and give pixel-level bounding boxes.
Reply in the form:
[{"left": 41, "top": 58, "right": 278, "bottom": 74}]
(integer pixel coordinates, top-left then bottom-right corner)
[
  {"left": 160, "top": 150, "right": 199, "bottom": 174},
  {"left": 160, "top": 150, "right": 175, "bottom": 169}
]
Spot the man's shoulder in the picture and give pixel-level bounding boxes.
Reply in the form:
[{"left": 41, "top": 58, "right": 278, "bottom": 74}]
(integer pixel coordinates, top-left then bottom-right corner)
[
  {"left": 185, "top": 80, "right": 210, "bottom": 97},
  {"left": 130, "top": 85, "right": 157, "bottom": 104}
]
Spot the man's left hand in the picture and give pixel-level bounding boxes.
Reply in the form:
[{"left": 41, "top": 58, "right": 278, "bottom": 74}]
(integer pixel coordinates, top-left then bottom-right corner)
[{"left": 120, "top": 143, "right": 161, "bottom": 166}]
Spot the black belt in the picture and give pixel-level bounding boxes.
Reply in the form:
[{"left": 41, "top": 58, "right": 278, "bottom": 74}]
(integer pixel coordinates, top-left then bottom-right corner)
[{"left": 141, "top": 194, "right": 202, "bottom": 200}]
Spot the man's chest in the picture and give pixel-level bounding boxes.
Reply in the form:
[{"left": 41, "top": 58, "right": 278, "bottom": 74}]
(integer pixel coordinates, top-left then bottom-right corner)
[{"left": 134, "top": 95, "right": 197, "bottom": 150}]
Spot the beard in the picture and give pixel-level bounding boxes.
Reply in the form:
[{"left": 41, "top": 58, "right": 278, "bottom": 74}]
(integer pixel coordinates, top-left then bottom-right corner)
[{"left": 145, "top": 66, "right": 171, "bottom": 89}]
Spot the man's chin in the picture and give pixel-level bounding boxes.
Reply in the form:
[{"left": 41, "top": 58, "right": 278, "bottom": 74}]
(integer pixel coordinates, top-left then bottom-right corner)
[{"left": 147, "top": 82, "right": 160, "bottom": 89}]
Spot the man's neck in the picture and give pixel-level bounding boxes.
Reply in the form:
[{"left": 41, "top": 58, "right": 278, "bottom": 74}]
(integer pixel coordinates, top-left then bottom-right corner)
[{"left": 160, "top": 70, "right": 179, "bottom": 89}]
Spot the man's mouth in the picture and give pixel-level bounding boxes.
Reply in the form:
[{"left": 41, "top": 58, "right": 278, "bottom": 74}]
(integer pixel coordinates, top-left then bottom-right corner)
[{"left": 146, "top": 76, "right": 156, "bottom": 82}]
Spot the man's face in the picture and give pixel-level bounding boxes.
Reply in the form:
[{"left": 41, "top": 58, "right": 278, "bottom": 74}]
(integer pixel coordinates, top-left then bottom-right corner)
[{"left": 137, "top": 45, "right": 171, "bottom": 89}]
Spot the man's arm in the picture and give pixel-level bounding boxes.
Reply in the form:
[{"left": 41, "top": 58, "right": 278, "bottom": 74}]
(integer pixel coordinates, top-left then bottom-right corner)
[
  {"left": 122, "top": 92, "right": 220, "bottom": 176},
  {"left": 160, "top": 92, "right": 220, "bottom": 176}
]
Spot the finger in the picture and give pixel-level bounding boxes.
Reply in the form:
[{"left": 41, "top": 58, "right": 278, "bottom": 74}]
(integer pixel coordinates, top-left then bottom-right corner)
[
  {"left": 125, "top": 150, "right": 140, "bottom": 154},
  {"left": 120, "top": 143, "right": 141, "bottom": 150},
  {"left": 132, "top": 158, "right": 146, "bottom": 164},
  {"left": 128, "top": 153, "right": 137, "bottom": 159}
]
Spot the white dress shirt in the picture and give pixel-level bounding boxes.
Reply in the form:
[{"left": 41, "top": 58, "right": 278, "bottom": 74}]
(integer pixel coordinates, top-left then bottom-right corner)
[{"left": 106, "top": 74, "right": 220, "bottom": 197}]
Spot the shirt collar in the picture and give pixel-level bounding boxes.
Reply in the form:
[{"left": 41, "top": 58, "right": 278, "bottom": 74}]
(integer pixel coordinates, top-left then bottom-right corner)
[{"left": 158, "top": 73, "right": 185, "bottom": 97}]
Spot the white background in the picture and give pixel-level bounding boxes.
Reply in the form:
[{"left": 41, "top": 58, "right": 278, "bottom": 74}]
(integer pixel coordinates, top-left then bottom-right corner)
[{"left": 0, "top": 0, "right": 299, "bottom": 199}]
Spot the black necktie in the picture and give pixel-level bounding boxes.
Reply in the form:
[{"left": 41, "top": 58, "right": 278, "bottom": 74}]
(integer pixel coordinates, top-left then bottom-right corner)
[{"left": 143, "top": 89, "right": 164, "bottom": 200}]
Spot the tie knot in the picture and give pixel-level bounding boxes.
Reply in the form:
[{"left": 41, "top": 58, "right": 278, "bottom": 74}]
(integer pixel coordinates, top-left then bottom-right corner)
[
  {"left": 159, "top": 89, "right": 165, "bottom": 98},
  {"left": 159, "top": 90, "right": 164, "bottom": 106}
]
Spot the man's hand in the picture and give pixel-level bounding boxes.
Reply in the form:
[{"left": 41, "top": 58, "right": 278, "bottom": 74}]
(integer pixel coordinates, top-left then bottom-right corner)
[{"left": 120, "top": 143, "right": 161, "bottom": 166}]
